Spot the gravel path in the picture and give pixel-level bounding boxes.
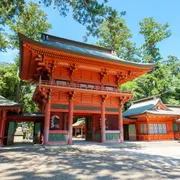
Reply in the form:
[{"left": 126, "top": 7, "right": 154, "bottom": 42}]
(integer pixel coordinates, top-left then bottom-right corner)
[{"left": 0, "top": 140, "right": 180, "bottom": 180}]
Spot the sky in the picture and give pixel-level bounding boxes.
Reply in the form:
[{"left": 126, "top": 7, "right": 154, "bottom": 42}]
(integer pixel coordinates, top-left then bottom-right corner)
[{"left": 1, "top": 0, "right": 180, "bottom": 63}]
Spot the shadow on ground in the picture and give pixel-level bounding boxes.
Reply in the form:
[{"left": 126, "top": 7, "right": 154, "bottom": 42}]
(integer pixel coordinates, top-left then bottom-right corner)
[{"left": 0, "top": 141, "right": 180, "bottom": 180}]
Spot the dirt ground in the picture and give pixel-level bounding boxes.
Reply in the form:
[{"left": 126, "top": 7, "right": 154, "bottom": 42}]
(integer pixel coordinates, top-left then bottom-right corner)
[{"left": 0, "top": 140, "right": 180, "bottom": 180}]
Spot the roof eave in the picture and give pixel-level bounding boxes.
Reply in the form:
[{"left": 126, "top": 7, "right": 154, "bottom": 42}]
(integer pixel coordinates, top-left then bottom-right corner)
[{"left": 18, "top": 33, "right": 156, "bottom": 70}]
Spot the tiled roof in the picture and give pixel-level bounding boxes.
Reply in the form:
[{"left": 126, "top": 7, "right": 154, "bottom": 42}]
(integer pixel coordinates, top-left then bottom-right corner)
[
  {"left": 123, "top": 98, "right": 180, "bottom": 117},
  {"left": 37, "top": 33, "right": 156, "bottom": 68},
  {"left": 123, "top": 98, "right": 159, "bottom": 117},
  {"left": 167, "top": 106, "right": 180, "bottom": 114},
  {"left": 0, "top": 95, "right": 22, "bottom": 108},
  {"left": 73, "top": 118, "right": 85, "bottom": 127},
  {"left": 146, "top": 109, "right": 180, "bottom": 116}
]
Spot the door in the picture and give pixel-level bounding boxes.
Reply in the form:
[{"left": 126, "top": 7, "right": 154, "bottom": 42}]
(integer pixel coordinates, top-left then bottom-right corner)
[
  {"left": 123, "top": 124, "right": 129, "bottom": 140},
  {"left": 129, "top": 124, "right": 137, "bottom": 141},
  {"left": 33, "top": 122, "right": 41, "bottom": 144},
  {"left": 7, "top": 121, "right": 16, "bottom": 145}
]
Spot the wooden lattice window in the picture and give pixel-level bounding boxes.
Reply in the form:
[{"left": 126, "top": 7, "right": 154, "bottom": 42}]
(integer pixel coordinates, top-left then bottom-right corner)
[
  {"left": 50, "top": 115, "right": 60, "bottom": 130},
  {"left": 150, "top": 124, "right": 167, "bottom": 134},
  {"left": 140, "top": 124, "right": 147, "bottom": 134}
]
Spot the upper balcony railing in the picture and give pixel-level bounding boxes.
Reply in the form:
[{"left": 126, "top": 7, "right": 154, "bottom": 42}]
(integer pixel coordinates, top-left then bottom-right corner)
[{"left": 39, "top": 80, "right": 133, "bottom": 94}]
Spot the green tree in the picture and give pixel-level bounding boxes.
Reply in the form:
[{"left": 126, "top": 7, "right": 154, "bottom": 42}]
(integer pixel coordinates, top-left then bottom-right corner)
[
  {"left": 0, "top": 1, "right": 51, "bottom": 112},
  {"left": 160, "top": 56, "right": 180, "bottom": 104},
  {"left": 0, "top": 0, "right": 25, "bottom": 24},
  {"left": 96, "top": 16, "right": 140, "bottom": 62},
  {"left": 0, "top": 0, "right": 125, "bottom": 43},
  {"left": 0, "top": 62, "right": 39, "bottom": 112},
  {"left": 135, "top": 65, "right": 173, "bottom": 98},
  {"left": 139, "top": 17, "right": 171, "bottom": 63},
  {"left": 162, "top": 55, "right": 180, "bottom": 76},
  {"left": 0, "top": 30, "right": 9, "bottom": 52},
  {"left": 0, "top": 63, "right": 19, "bottom": 99},
  {"left": 119, "top": 18, "right": 175, "bottom": 102},
  {"left": 0, "top": 0, "right": 25, "bottom": 51},
  {"left": 7, "top": 1, "right": 51, "bottom": 49}
]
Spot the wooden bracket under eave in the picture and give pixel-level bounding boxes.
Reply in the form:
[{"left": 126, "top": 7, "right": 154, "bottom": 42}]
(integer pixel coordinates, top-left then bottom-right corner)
[
  {"left": 69, "top": 64, "right": 78, "bottom": 80},
  {"left": 68, "top": 91, "right": 76, "bottom": 101},
  {"left": 101, "top": 94, "right": 108, "bottom": 103},
  {"left": 100, "top": 69, "right": 109, "bottom": 83},
  {"left": 116, "top": 72, "right": 128, "bottom": 85}
]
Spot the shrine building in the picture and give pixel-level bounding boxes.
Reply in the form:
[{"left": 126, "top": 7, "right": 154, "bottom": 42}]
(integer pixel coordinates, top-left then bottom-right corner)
[
  {"left": 13, "top": 33, "right": 155, "bottom": 145},
  {"left": 123, "top": 96, "right": 180, "bottom": 141},
  {"left": 73, "top": 117, "right": 86, "bottom": 138},
  {"left": 0, "top": 95, "right": 44, "bottom": 146}
]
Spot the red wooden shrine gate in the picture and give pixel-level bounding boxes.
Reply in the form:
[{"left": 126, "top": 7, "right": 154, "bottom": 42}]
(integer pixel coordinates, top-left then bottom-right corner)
[{"left": 18, "top": 33, "right": 155, "bottom": 145}]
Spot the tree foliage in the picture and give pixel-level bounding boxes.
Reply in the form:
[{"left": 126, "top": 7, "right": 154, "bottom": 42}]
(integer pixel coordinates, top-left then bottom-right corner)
[
  {"left": 0, "top": 0, "right": 25, "bottom": 51},
  {"left": 96, "top": 16, "right": 140, "bottom": 62},
  {"left": 0, "top": 63, "right": 18, "bottom": 99},
  {"left": 7, "top": 1, "right": 51, "bottom": 49},
  {"left": 40, "top": 0, "right": 126, "bottom": 40},
  {"left": 0, "top": 0, "right": 25, "bottom": 24},
  {"left": 0, "top": 0, "right": 125, "bottom": 42},
  {"left": 0, "top": 1, "right": 51, "bottom": 51},
  {"left": 139, "top": 17, "right": 171, "bottom": 63},
  {"left": 117, "top": 18, "right": 180, "bottom": 105},
  {"left": 0, "top": 29, "right": 9, "bottom": 52},
  {"left": 0, "top": 1, "right": 51, "bottom": 112},
  {"left": 0, "top": 62, "right": 39, "bottom": 112},
  {"left": 121, "top": 57, "right": 180, "bottom": 104}
]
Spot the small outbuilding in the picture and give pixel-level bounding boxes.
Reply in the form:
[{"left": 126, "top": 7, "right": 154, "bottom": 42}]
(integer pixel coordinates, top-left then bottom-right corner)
[
  {"left": 73, "top": 117, "right": 86, "bottom": 138},
  {"left": 0, "top": 95, "right": 44, "bottom": 146},
  {"left": 0, "top": 95, "right": 23, "bottom": 146},
  {"left": 123, "top": 96, "right": 180, "bottom": 141}
]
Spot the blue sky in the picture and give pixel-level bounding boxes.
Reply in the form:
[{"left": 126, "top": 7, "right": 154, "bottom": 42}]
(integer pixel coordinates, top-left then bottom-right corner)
[{"left": 1, "top": 0, "right": 180, "bottom": 63}]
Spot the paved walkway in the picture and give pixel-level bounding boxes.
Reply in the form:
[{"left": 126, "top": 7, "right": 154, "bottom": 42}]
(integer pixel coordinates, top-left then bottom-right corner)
[{"left": 0, "top": 140, "right": 180, "bottom": 180}]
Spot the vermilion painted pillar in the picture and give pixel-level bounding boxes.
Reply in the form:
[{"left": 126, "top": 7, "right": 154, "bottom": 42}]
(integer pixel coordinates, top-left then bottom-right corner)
[
  {"left": 44, "top": 98, "right": 51, "bottom": 145},
  {"left": 0, "top": 110, "right": 6, "bottom": 147},
  {"left": 118, "top": 104, "right": 123, "bottom": 142},
  {"left": 135, "top": 121, "right": 139, "bottom": 140},
  {"left": 168, "top": 120, "right": 174, "bottom": 140},
  {"left": 147, "top": 120, "right": 150, "bottom": 141},
  {"left": 68, "top": 99, "right": 73, "bottom": 144},
  {"left": 101, "top": 100, "right": 106, "bottom": 143}
]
